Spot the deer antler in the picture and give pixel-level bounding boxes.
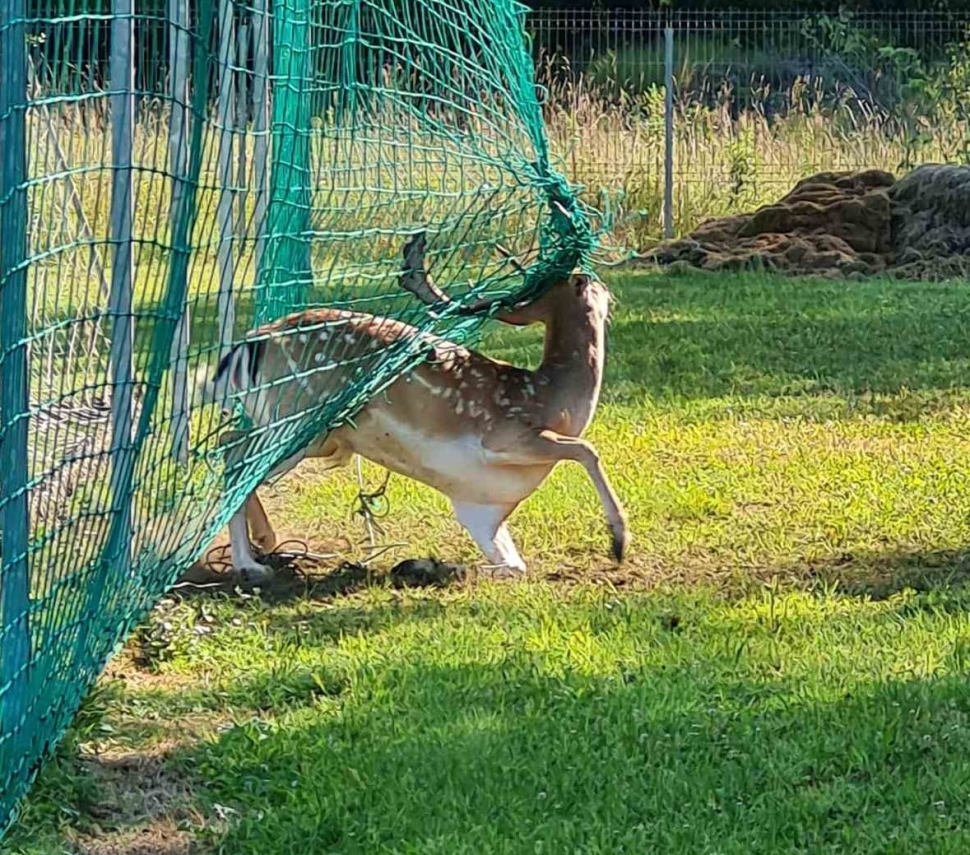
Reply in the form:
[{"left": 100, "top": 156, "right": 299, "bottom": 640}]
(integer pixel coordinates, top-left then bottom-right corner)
[
  {"left": 399, "top": 232, "right": 528, "bottom": 317},
  {"left": 399, "top": 232, "right": 452, "bottom": 308}
]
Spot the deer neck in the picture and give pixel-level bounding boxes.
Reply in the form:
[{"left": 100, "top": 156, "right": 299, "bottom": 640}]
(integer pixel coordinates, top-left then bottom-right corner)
[{"left": 534, "top": 302, "right": 605, "bottom": 436}]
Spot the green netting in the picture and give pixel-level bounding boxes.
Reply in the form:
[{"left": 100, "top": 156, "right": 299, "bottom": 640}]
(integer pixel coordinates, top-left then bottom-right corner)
[{"left": 0, "top": 0, "right": 595, "bottom": 833}]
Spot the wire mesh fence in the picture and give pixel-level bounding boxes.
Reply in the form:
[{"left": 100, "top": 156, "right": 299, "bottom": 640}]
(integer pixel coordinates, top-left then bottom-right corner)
[
  {"left": 527, "top": 8, "right": 970, "bottom": 245},
  {"left": 24, "top": 6, "right": 970, "bottom": 246}
]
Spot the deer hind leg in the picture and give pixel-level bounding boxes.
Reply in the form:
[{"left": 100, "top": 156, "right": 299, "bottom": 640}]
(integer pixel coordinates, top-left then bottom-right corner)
[
  {"left": 229, "top": 480, "right": 296, "bottom": 585},
  {"left": 219, "top": 429, "right": 278, "bottom": 583},
  {"left": 216, "top": 430, "right": 265, "bottom": 581},
  {"left": 245, "top": 492, "right": 276, "bottom": 554},
  {"left": 240, "top": 447, "right": 312, "bottom": 556},
  {"left": 219, "top": 427, "right": 303, "bottom": 582},
  {"left": 228, "top": 501, "right": 271, "bottom": 584},
  {"left": 484, "top": 430, "right": 629, "bottom": 563},
  {"left": 451, "top": 501, "right": 526, "bottom": 576},
  {"left": 238, "top": 437, "right": 354, "bottom": 572}
]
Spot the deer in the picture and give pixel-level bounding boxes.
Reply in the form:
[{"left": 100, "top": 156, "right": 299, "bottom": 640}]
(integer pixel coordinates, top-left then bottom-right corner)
[{"left": 206, "top": 232, "right": 629, "bottom": 582}]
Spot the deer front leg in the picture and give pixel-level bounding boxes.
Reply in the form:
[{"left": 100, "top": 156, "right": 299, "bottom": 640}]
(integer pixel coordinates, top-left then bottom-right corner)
[
  {"left": 451, "top": 501, "right": 526, "bottom": 577},
  {"left": 485, "top": 430, "right": 629, "bottom": 563}
]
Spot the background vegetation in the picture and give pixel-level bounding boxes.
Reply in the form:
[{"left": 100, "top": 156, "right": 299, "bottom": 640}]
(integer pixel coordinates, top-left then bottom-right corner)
[{"left": 535, "top": 8, "right": 970, "bottom": 248}]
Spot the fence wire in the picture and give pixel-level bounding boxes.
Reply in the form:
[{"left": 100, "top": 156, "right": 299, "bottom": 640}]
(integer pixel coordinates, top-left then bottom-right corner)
[{"left": 528, "top": 8, "right": 970, "bottom": 245}]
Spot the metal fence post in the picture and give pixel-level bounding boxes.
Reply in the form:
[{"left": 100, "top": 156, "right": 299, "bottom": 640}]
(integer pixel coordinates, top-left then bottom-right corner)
[
  {"left": 236, "top": 20, "right": 250, "bottom": 249},
  {"left": 71, "top": 0, "right": 137, "bottom": 675},
  {"left": 0, "top": 0, "right": 33, "bottom": 750},
  {"left": 253, "top": 0, "right": 271, "bottom": 276},
  {"left": 107, "top": 0, "right": 136, "bottom": 574},
  {"left": 169, "top": 0, "right": 191, "bottom": 463},
  {"left": 663, "top": 21, "right": 675, "bottom": 240},
  {"left": 216, "top": 0, "right": 238, "bottom": 362}
]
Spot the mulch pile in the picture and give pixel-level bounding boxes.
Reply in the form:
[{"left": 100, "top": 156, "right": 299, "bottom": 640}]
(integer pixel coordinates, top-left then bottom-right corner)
[{"left": 639, "top": 164, "right": 970, "bottom": 280}]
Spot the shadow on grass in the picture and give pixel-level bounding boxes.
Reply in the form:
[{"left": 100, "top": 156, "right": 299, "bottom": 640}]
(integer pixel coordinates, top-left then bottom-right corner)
[
  {"left": 772, "top": 547, "right": 970, "bottom": 601},
  {"left": 133, "top": 661, "right": 970, "bottom": 852},
  {"left": 174, "top": 560, "right": 377, "bottom": 604},
  {"left": 16, "top": 561, "right": 970, "bottom": 853},
  {"left": 173, "top": 554, "right": 466, "bottom": 606},
  {"left": 169, "top": 542, "right": 970, "bottom": 612},
  {"left": 542, "top": 546, "right": 970, "bottom": 603}
]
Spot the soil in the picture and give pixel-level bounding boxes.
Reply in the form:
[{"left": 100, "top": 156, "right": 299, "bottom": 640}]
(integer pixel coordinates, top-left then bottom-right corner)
[
  {"left": 639, "top": 164, "right": 970, "bottom": 280},
  {"left": 67, "top": 751, "right": 203, "bottom": 855}
]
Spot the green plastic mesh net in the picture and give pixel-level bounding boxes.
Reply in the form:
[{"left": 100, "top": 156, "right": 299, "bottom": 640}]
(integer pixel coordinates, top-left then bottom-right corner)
[{"left": 0, "top": 0, "right": 595, "bottom": 832}]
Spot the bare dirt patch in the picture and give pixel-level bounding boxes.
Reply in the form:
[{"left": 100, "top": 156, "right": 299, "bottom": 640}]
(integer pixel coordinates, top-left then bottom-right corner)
[{"left": 66, "top": 748, "right": 214, "bottom": 855}]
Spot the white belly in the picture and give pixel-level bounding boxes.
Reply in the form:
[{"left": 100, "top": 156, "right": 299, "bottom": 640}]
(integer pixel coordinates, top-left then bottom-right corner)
[{"left": 348, "top": 409, "right": 550, "bottom": 506}]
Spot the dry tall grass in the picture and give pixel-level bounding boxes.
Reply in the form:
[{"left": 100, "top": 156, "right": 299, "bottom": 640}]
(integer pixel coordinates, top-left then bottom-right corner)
[{"left": 541, "top": 68, "right": 970, "bottom": 250}]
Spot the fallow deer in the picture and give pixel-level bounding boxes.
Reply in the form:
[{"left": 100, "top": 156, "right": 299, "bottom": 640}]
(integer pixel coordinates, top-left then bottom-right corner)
[{"left": 208, "top": 233, "right": 628, "bottom": 581}]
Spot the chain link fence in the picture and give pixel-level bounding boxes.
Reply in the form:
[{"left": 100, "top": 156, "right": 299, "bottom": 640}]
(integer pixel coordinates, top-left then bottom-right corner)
[{"left": 528, "top": 8, "right": 970, "bottom": 246}]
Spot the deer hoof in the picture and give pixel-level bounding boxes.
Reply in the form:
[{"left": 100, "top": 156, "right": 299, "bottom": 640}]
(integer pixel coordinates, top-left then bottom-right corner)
[
  {"left": 482, "top": 563, "right": 527, "bottom": 581},
  {"left": 235, "top": 560, "right": 272, "bottom": 587},
  {"left": 611, "top": 526, "right": 630, "bottom": 564}
]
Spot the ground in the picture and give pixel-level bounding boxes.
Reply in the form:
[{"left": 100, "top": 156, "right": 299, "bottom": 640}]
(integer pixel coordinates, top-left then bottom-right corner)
[
  {"left": 8, "top": 268, "right": 970, "bottom": 854},
  {"left": 641, "top": 165, "right": 970, "bottom": 281}
]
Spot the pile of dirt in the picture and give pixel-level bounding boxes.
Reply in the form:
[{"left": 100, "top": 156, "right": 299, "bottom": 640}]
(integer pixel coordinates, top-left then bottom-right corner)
[
  {"left": 641, "top": 164, "right": 970, "bottom": 280},
  {"left": 888, "top": 165, "right": 970, "bottom": 279}
]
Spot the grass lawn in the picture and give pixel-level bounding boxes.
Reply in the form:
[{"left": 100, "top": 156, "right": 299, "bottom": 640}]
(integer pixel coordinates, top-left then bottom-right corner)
[{"left": 9, "top": 268, "right": 970, "bottom": 854}]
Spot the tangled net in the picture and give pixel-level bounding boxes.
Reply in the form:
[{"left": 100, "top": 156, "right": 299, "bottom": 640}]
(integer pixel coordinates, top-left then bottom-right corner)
[{"left": 0, "top": 0, "right": 594, "bottom": 833}]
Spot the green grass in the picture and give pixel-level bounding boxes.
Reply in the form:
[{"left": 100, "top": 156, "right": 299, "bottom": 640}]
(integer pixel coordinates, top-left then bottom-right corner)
[{"left": 10, "top": 268, "right": 970, "bottom": 854}]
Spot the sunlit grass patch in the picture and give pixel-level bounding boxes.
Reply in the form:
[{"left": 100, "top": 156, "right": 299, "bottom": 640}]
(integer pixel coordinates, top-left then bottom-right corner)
[{"left": 11, "top": 268, "right": 970, "bottom": 854}]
